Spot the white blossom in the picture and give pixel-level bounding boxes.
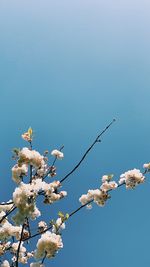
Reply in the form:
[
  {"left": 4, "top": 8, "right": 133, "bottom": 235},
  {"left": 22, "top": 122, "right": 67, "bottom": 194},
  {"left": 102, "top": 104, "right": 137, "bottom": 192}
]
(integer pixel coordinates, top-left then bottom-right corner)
[
  {"left": 0, "top": 211, "right": 7, "bottom": 225},
  {"left": 102, "top": 174, "right": 113, "bottom": 183},
  {"left": 1, "top": 260, "right": 10, "bottom": 267},
  {"left": 0, "top": 202, "right": 14, "bottom": 212},
  {"left": 43, "top": 181, "right": 67, "bottom": 204},
  {"left": 100, "top": 181, "right": 118, "bottom": 192},
  {"left": 79, "top": 189, "right": 109, "bottom": 207},
  {"left": 19, "top": 148, "right": 45, "bottom": 169},
  {"left": 12, "top": 182, "right": 41, "bottom": 224},
  {"left": 51, "top": 149, "right": 64, "bottom": 159},
  {"left": 12, "top": 164, "right": 28, "bottom": 183},
  {"left": 143, "top": 163, "right": 150, "bottom": 170},
  {"left": 0, "top": 242, "right": 11, "bottom": 256},
  {"left": 0, "top": 221, "right": 22, "bottom": 240},
  {"left": 11, "top": 242, "right": 28, "bottom": 264},
  {"left": 35, "top": 231, "right": 63, "bottom": 259},
  {"left": 119, "top": 168, "right": 145, "bottom": 189},
  {"left": 30, "top": 263, "right": 44, "bottom": 267},
  {"left": 52, "top": 218, "right": 65, "bottom": 233},
  {"left": 79, "top": 194, "right": 91, "bottom": 206},
  {"left": 22, "top": 128, "right": 32, "bottom": 142},
  {"left": 38, "top": 221, "right": 47, "bottom": 232}
]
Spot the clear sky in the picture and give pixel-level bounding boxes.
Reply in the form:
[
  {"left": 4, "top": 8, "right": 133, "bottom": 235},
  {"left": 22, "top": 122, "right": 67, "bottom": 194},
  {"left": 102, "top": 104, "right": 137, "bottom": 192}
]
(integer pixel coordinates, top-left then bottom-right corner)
[{"left": 0, "top": 0, "right": 150, "bottom": 266}]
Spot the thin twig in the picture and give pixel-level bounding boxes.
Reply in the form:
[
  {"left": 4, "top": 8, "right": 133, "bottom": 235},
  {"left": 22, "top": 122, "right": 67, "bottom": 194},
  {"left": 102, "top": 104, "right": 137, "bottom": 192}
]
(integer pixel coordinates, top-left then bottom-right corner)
[
  {"left": 15, "top": 222, "right": 25, "bottom": 267},
  {"left": 29, "top": 141, "right": 33, "bottom": 184},
  {"left": 41, "top": 251, "right": 47, "bottom": 264},
  {"left": 23, "top": 177, "right": 126, "bottom": 242},
  {"left": 0, "top": 201, "right": 14, "bottom": 205},
  {"left": 29, "top": 141, "right": 33, "bottom": 150},
  {"left": 42, "top": 145, "right": 64, "bottom": 181},
  {"left": 29, "top": 165, "right": 33, "bottom": 184},
  {"left": 0, "top": 205, "right": 16, "bottom": 224},
  {"left": 23, "top": 171, "right": 149, "bottom": 242},
  {"left": 26, "top": 217, "right": 31, "bottom": 239},
  {"left": 52, "top": 145, "right": 64, "bottom": 167},
  {"left": 60, "top": 119, "right": 116, "bottom": 183}
]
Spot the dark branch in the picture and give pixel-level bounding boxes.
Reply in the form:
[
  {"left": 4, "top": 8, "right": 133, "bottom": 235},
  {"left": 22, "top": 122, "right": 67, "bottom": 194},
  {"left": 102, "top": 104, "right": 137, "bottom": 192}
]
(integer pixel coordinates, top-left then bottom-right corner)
[
  {"left": 0, "top": 201, "right": 14, "bottom": 205},
  {"left": 15, "top": 222, "right": 25, "bottom": 267},
  {"left": 0, "top": 205, "right": 16, "bottom": 224},
  {"left": 60, "top": 119, "right": 116, "bottom": 183}
]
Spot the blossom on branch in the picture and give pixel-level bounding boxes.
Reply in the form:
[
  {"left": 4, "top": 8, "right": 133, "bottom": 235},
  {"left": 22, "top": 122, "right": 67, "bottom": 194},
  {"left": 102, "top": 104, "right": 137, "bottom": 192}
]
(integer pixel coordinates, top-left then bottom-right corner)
[
  {"left": 35, "top": 231, "right": 63, "bottom": 259},
  {"left": 1, "top": 260, "right": 10, "bottom": 267},
  {"left": 51, "top": 149, "right": 64, "bottom": 159},
  {"left": 100, "top": 181, "right": 118, "bottom": 192},
  {"left": 143, "top": 162, "right": 150, "bottom": 170},
  {"left": 22, "top": 127, "right": 33, "bottom": 142},
  {"left": 0, "top": 122, "right": 149, "bottom": 266},
  {"left": 18, "top": 148, "right": 45, "bottom": 169},
  {"left": 79, "top": 189, "right": 109, "bottom": 208},
  {"left": 30, "top": 263, "right": 44, "bottom": 267},
  {"left": 119, "top": 168, "right": 145, "bottom": 189},
  {"left": 12, "top": 164, "right": 28, "bottom": 184}
]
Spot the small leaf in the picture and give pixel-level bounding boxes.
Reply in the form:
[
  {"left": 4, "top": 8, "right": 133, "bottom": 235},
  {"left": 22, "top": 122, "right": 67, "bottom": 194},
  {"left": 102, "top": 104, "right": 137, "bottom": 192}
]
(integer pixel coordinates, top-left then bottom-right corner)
[
  {"left": 58, "top": 211, "right": 65, "bottom": 219},
  {"left": 65, "top": 213, "right": 69, "bottom": 220},
  {"left": 28, "top": 127, "right": 33, "bottom": 137}
]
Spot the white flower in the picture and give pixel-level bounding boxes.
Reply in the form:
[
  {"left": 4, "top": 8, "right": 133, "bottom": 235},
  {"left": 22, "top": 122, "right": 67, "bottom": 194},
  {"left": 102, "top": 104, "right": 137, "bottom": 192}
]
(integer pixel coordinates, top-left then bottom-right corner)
[
  {"left": 0, "top": 242, "right": 11, "bottom": 256},
  {"left": 0, "top": 211, "right": 7, "bottom": 224},
  {"left": 38, "top": 221, "right": 47, "bottom": 232},
  {"left": 11, "top": 241, "right": 26, "bottom": 253},
  {"left": 12, "top": 164, "right": 28, "bottom": 183},
  {"left": 12, "top": 182, "right": 41, "bottom": 224},
  {"left": 1, "top": 260, "right": 10, "bottom": 267},
  {"left": 52, "top": 218, "right": 65, "bottom": 233},
  {"left": 51, "top": 149, "right": 64, "bottom": 159},
  {"left": 43, "top": 181, "right": 67, "bottom": 204},
  {"left": 143, "top": 163, "right": 150, "bottom": 170},
  {"left": 30, "top": 263, "right": 44, "bottom": 267},
  {"left": 0, "top": 219, "right": 22, "bottom": 241},
  {"left": 11, "top": 242, "right": 28, "bottom": 264},
  {"left": 0, "top": 202, "right": 13, "bottom": 212},
  {"left": 35, "top": 231, "right": 63, "bottom": 259},
  {"left": 119, "top": 169, "right": 145, "bottom": 189},
  {"left": 79, "top": 194, "right": 91, "bottom": 205},
  {"left": 102, "top": 174, "right": 114, "bottom": 183},
  {"left": 22, "top": 128, "right": 32, "bottom": 142},
  {"left": 19, "top": 148, "right": 45, "bottom": 169},
  {"left": 86, "top": 204, "right": 92, "bottom": 209},
  {"left": 56, "top": 218, "right": 65, "bottom": 229},
  {"left": 79, "top": 189, "right": 109, "bottom": 207},
  {"left": 119, "top": 177, "right": 125, "bottom": 185},
  {"left": 100, "top": 181, "right": 118, "bottom": 192},
  {"left": 88, "top": 189, "right": 108, "bottom": 206}
]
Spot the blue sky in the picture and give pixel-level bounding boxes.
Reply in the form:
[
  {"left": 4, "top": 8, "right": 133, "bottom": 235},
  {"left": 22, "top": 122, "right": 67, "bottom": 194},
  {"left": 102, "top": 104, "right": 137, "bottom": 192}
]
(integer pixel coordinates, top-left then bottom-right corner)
[{"left": 0, "top": 0, "right": 150, "bottom": 266}]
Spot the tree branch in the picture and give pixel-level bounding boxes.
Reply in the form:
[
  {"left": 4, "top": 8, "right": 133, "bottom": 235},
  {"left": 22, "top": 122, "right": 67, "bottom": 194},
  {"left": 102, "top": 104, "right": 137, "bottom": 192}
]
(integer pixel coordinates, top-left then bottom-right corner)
[
  {"left": 0, "top": 205, "right": 16, "bottom": 224},
  {"left": 15, "top": 222, "right": 26, "bottom": 267},
  {"left": 60, "top": 119, "right": 116, "bottom": 183}
]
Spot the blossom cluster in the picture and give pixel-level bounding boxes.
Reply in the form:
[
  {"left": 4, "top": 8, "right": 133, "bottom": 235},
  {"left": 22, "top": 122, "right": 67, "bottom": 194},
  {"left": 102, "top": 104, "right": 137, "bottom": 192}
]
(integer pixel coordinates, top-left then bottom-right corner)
[
  {"left": 79, "top": 174, "right": 118, "bottom": 208},
  {"left": 0, "top": 127, "right": 149, "bottom": 267},
  {"left": 35, "top": 231, "right": 63, "bottom": 259},
  {"left": 119, "top": 169, "right": 145, "bottom": 189},
  {"left": 79, "top": 167, "right": 147, "bottom": 208},
  {"left": 0, "top": 128, "right": 66, "bottom": 266}
]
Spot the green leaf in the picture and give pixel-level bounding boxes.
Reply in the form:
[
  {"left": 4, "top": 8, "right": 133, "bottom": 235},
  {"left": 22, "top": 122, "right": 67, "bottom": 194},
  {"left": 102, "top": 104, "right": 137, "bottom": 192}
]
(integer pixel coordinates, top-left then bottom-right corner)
[
  {"left": 28, "top": 127, "right": 33, "bottom": 137},
  {"left": 58, "top": 211, "right": 65, "bottom": 219},
  {"left": 65, "top": 213, "right": 70, "bottom": 220}
]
